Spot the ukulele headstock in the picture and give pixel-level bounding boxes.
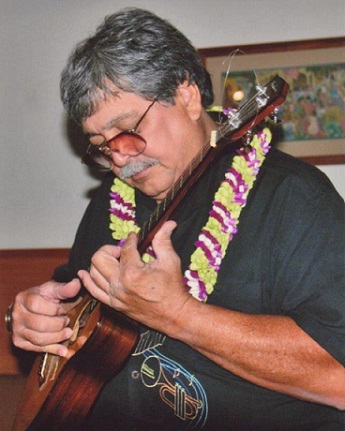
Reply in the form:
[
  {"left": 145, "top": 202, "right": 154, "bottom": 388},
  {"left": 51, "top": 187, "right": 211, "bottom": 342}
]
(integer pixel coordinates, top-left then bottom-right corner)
[{"left": 214, "top": 75, "right": 289, "bottom": 147}]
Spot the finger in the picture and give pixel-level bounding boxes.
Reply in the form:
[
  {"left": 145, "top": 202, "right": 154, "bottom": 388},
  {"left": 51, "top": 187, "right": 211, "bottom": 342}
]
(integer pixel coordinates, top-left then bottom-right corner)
[
  {"left": 151, "top": 221, "right": 178, "bottom": 261},
  {"left": 90, "top": 245, "right": 122, "bottom": 270},
  {"left": 120, "top": 231, "right": 143, "bottom": 266},
  {"left": 89, "top": 246, "right": 121, "bottom": 281},
  {"left": 12, "top": 323, "right": 73, "bottom": 357},
  {"left": 18, "top": 339, "right": 71, "bottom": 358},
  {"left": 98, "top": 244, "right": 122, "bottom": 258},
  {"left": 19, "top": 325, "right": 73, "bottom": 346},
  {"left": 23, "top": 311, "right": 72, "bottom": 334},
  {"left": 78, "top": 269, "right": 110, "bottom": 306},
  {"left": 89, "top": 265, "right": 110, "bottom": 292},
  {"left": 44, "top": 343, "right": 70, "bottom": 358},
  {"left": 16, "top": 279, "right": 81, "bottom": 318},
  {"left": 42, "top": 278, "right": 82, "bottom": 303}
]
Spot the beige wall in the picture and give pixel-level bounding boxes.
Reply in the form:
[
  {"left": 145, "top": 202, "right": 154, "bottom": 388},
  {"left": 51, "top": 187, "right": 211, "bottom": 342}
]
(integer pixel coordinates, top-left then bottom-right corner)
[{"left": 1, "top": 0, "right": 344, "bottom": 249}]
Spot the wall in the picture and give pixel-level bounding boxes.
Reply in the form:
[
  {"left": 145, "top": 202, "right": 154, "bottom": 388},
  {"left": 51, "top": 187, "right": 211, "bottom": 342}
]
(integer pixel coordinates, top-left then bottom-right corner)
[{"left": 1, "top": 0, "right": 344, "bottom": 249}]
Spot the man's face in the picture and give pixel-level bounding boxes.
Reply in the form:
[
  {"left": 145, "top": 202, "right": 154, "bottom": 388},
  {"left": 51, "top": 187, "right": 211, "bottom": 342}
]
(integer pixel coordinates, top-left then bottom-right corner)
[{"left": 82, "top": 86, "right": 207, "bottom": 203}]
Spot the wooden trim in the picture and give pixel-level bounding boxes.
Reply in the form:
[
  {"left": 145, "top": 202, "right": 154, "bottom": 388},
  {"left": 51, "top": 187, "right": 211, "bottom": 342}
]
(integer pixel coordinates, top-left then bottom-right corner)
[
  {"left": 198, "top": 37, "right": 345, "bottom": 62},
  {"left": 299, "top": 154, "right": 345, "bottom": 166},
  {"left": 0, "top": 248, "right": 70, "bottom": 374}
]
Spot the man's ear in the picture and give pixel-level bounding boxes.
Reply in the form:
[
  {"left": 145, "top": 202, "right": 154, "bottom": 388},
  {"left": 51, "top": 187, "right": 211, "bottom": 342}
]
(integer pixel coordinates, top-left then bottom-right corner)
[{"left": 177, "top": 81, "right": 203, "bottom": 121}]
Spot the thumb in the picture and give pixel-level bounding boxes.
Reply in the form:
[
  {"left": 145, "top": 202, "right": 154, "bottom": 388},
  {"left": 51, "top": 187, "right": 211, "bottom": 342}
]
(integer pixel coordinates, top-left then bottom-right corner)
[
  {"left": 44, "top": 278, "right": 82, "bottom": 302},
  {"left": 151, "top": 220, "right": 177, "bottom": 260}
]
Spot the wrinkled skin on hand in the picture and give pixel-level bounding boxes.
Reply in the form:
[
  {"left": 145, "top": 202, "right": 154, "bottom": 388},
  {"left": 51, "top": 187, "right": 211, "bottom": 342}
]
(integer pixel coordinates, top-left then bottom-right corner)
[
  {"left": 78, "top": 220, "right": 194, "bottom": 337},
  {"left": 11, "top": 279, "right": 82, "bottom": 357}
]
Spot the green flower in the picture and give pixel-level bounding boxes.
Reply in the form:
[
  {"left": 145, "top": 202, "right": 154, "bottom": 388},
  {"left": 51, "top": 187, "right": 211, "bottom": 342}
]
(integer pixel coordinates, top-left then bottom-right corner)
[
  {"left": 142, "top": 252, "right": 154, "bottom": 263},
  {"left": 111, "top": 178, "right": 135, "bottom": 204},
  {"left": 110, "top": 215, "right": 139, "bottom": 240}
]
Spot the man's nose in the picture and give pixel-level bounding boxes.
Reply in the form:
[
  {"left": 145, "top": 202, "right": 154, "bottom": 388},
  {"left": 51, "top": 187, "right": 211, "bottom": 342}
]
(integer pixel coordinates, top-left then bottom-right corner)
[{"left": 108, "top": 150, "right": 132, "bottom": 167}]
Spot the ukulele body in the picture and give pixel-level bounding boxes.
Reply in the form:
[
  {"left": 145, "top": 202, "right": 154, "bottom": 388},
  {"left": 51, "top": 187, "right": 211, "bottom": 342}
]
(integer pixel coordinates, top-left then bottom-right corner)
[{"left": 13, "top": 295, "right": 138, "bottom": 431}]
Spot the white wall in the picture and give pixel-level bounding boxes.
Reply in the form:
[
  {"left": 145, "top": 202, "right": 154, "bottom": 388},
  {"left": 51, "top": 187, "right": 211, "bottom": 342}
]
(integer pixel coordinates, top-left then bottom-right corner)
[{"left": 1, "top": 0, "right": 344, "bottom": 249}]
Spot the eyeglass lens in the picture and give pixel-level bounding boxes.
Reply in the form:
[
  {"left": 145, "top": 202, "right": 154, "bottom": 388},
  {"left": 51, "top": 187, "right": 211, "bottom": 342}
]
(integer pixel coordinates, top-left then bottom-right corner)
[
  {"left": 106, "top": 131, "right": 147, "bottom": 157},
  {"left": 83, "top": 131, "right": 147, "bottom": 169}
]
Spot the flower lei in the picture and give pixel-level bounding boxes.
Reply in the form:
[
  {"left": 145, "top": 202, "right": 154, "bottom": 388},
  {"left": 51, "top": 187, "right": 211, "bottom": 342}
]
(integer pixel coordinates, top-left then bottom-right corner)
[{"left": 109, "top": 128, "right": 272, "bottom": 302}]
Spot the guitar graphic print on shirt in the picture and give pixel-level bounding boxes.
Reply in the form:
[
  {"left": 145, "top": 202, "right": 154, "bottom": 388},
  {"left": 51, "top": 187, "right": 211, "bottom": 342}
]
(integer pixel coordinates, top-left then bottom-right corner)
[{"left": 132, "top": 330, "right": 208, "bottom": 429}]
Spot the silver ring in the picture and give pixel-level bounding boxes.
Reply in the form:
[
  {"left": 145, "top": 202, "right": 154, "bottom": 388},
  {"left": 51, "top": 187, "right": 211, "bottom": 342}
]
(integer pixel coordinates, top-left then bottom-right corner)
[{"left": 5, "top": 302, "right": 14, "bottom": 334}]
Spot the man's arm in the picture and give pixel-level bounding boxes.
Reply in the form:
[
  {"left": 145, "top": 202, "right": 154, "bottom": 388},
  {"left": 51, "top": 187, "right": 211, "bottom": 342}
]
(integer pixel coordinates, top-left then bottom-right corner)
[
  {"left": 79, "top": 222, "right": 345, "bottom": 411},
  {"left": 168, "top": 298, "right": 345, "bottom": 410}
]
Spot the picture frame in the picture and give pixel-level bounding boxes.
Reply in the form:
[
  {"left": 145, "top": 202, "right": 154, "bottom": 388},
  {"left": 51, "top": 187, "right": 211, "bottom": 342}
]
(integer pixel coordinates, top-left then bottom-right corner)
[{"left": 199, "top": 37, "right": 345, "bottom": 165}]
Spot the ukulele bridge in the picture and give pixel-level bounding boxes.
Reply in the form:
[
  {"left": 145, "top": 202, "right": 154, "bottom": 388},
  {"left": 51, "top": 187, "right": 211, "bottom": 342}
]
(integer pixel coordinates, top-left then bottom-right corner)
[{"left": 37, "top": 297, "right": 100, "bottom": 388}]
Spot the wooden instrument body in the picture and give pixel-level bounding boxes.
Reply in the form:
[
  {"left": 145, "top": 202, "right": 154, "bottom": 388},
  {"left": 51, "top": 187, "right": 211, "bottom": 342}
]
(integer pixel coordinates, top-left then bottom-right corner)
[{"left": 13, "top": 295, "right": 138, "bottom": 431}]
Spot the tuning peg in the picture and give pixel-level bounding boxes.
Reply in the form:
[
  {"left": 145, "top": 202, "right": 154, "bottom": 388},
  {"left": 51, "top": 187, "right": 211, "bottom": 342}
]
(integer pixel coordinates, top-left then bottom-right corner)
[
  {"left": 223, "top": 107, "right": 237, "bottom": 117},
  {"left": 245, "top": 129, "right": 253, "bottom": 145},
  {"left": 255, "top": 84, "right": 267, "bottom": 95},
  {"left": 223, "top": 107, "right": 241, "bottom": 129},
  {"left": 269, "top": 107, "right": 281, "bottom": 124}
]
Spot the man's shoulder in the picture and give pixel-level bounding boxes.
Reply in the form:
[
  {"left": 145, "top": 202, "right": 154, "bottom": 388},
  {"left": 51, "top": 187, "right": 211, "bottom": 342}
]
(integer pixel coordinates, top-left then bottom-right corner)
[{"left": 262, "top": 148, "right": 337, "bottom": 198}]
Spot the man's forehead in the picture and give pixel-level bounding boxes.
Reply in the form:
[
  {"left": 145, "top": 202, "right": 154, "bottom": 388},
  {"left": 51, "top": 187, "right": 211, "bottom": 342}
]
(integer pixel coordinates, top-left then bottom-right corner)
[{"left": 81, "top": 93, "right": 143, "bottom": 134}]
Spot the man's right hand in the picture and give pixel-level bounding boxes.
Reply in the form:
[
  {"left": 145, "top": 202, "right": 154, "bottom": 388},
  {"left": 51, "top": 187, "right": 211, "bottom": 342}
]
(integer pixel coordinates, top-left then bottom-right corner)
[{"left": 11, "top": 279, "right": 82, "bottom": 357}]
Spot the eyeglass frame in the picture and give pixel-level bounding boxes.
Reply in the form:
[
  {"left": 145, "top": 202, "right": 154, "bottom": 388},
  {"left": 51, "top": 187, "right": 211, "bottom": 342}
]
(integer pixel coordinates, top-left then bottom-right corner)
[{"left": 82, "top": 97, "right": 158, "bottom": 165}]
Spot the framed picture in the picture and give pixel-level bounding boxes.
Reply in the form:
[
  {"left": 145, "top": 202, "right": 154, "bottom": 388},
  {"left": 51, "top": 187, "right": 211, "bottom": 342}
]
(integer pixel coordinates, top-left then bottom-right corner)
[{"left": 199, "top": 37, "right": 345, "bottom": 165}]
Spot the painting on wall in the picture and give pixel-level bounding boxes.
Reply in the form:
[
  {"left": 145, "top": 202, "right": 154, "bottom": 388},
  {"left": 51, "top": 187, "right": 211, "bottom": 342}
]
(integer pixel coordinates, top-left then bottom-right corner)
[{"left": 199, "top": 38, "right": 345, "bottom": 165}]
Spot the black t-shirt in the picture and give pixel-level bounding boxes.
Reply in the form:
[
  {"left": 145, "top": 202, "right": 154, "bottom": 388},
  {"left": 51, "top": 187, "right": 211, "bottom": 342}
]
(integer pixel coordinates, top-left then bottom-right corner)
[{"left": 54, "top": 148, "right": 345, "bottom": 430}]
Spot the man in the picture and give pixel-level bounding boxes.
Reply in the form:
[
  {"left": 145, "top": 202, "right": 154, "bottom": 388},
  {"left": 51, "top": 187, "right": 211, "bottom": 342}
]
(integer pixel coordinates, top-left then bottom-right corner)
[{"left": 8, "top": 7, "right": 344, "bottom": 430}]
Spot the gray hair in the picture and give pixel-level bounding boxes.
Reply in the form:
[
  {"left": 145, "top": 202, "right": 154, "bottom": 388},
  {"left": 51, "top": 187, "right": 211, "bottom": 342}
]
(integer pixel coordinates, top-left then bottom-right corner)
[{"left": 60, "top": 7, "right": 214, "bottom": 123}]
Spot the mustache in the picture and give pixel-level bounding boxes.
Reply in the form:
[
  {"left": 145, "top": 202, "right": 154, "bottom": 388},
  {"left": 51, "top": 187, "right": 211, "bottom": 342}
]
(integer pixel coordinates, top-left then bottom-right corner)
[{"left": 119, "top": 159, "right": 159, "bottom": 180}]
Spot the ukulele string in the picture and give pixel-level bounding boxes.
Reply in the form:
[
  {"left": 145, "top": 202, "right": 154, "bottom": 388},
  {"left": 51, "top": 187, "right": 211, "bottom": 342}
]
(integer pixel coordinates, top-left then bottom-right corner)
[
  {"left": 215, "top": 49, "right": 262, "bottom": 139},
  {"left": 139, "top": 136, "right": 214, "bottom": 245},
  {"left": 217, "top": 93, "right": 262, "bottom": 139},
  {"left": 216, "top": 49, "right": 242, "bottom": 124},
  {"left": 139, "top": 57, "right": 269, "bottom": 244}
]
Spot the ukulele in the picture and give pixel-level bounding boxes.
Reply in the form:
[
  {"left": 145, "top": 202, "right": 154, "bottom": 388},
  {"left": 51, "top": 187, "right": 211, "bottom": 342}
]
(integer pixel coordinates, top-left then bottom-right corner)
[{"left": 13, "top": 75, "right": 289, "bottom": 431}]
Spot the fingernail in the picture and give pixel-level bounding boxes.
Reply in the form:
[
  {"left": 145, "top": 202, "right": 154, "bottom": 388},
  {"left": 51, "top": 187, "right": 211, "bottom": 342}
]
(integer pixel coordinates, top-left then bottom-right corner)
[
  {"left": 59, "top": 346, "right": 69, "bottom": 358},
  {"left": 65, "top": 327, "right": 73, "bottom": 338}
]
